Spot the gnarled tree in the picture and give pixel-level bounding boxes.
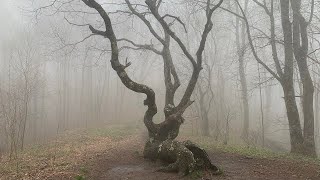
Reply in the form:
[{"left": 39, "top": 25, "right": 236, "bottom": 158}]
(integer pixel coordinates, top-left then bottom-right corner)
[{"left": 80, "top": 0, "right": 223, "bottom": 175}]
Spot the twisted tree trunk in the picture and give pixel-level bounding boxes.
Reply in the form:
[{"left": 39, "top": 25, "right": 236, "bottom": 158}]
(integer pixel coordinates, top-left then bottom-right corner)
[
  {"left": 144, "top": 139, "right": 220, "bottom": 175},
  {"left": 81, "top": 0, "right": 223, "bottom": 175}
]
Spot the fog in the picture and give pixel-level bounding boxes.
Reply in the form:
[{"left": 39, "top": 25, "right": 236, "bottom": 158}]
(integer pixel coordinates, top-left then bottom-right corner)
[{"left": 0, "top": 0, "right": 319, "bottom": 168}]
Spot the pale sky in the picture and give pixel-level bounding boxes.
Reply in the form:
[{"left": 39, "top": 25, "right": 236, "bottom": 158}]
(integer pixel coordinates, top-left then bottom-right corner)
[
  {"left": 0, "top": 0, "right": 21, "bottom": 38},
  {"left": 0, "top": 0, "right": 27, "bottom": 58}
]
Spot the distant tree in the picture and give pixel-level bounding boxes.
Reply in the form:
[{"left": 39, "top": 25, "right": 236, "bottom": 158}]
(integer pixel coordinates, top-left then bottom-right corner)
[
  {"left": 196, "top": 55, "right": 215, "bottom": 137},
  {"left": 0, "top": 31, "right": 42, "bottom": 158},
  {"left": 235, "top": 0, "right": 250, "bottom": 143}
]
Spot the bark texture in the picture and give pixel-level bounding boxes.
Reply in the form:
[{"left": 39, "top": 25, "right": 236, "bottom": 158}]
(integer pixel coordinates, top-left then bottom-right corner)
[{"left": 144, "top": 139, "right": 221, "bottom": 175}]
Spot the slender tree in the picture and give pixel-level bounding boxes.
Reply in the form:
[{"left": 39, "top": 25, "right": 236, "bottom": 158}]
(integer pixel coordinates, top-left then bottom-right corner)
[{"left": 235, "top": 0, "right": 250, "bottom": 143}]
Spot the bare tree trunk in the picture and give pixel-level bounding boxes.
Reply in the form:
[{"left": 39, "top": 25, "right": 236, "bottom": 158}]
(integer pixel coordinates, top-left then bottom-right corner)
[
  {"left": 87, "top": 55, "right": 94, "bottom": 126},
  {"left": 197, "top": 51, "right": 215, "bottom": 137},
  {"left": 280, "top": 0, "right": 305, "bottom": 154},
  {"left": 239, "top": 57, "right": 249, "bottom": 142},
  {"left": 57, "top": 58, "right": 68, "bottom": 132},
  {"left": 198, "top": 87, "right": 209, "bottom": 136},
  {"left": 215, "top": 67, "right": 224, "bottom": 140},
  {"left": 264, "top": 69, "right": 272, "bottom": 132},
  {"left": 32, "top": 94, "right": 39, "bottom": 142},
  {"left": 223, "top": 107, "right": 231, "bottom": 145},
  {"left": 236, "top": 0, "right": 249, "bottom": 143},
  {"left": 282, "top": 85, "right": 305, "bottom": 153},
  {"left": 80, "top": 51, "right": 88, "bottom": 128},
  {"left": 291, "top": 0, "right": 316, "bottom": 156},
  {"left": 40, "top": 67, "right": 46, "bottom": 142},
  {"left": 258, "top": 63, "right": 265, "bottom": 147},
  {"left": 21, "top": 73, "right": 29, "bottom": 150},
  {"left": 66, "top": 60, "right": 70, "bottom": 129},
  {"left": 62, "top": 59, "right": 67, "bottom": 130},
  {"left": 96, "top": 62, "right": 109, "bottom": 123},
  {"left": 315, "top": 80, "right": 319, "bottom": 152}
]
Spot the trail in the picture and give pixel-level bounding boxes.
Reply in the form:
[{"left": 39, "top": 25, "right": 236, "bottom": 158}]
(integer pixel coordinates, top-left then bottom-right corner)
[
  {"left": 1, "top": 134, "right": 320, "bottom": 180},
  {"left": 78, "top": 136, "right": 320, "bottom": 180}
]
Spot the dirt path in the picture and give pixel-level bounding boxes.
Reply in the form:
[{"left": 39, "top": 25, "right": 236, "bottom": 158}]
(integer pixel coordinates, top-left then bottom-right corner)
[
  {"left": 1, "top": 134, "right": 320, "bottom": 180},
  {"left": 83, "top": 136, "right": 320, "bottom": 180}
]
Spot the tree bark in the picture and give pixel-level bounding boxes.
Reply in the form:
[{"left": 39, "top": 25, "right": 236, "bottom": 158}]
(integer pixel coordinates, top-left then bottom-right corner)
[
  {"left": 280, "top": 0, "right": 306, "bottom": 155},
  {"left": 291, "top": 0, "right": 316, "bottom": 156},
  {"left": 282, "top": 84, "right": 305, "bottom": 154},
  {"left": 144, "top": 139, "right": 220, "bottom": 175}
]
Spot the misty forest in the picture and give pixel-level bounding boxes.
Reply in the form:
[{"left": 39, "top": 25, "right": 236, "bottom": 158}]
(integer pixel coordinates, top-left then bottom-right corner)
[{"left": 1, "top": 0, "right": 320, "bottom": 179}]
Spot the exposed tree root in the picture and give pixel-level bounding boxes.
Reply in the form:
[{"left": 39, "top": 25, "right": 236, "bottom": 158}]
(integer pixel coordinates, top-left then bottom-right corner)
[{"left": 144, "top": 139, "right": 221, "bottom": 176}]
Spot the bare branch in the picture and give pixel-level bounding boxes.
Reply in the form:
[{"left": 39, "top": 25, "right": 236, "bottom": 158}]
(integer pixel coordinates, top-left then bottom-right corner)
[
  {"left": 162, "top": 14, "right": 188, "bottom": 33},
  {"left": 252, "top": 0, "right": 270, "bottom": 15},
  {"left": 117, "top": 38, "right": 162, "bottom": 55},
  {"left": 236, "top": 0, "right": 281, "bottom": 82},
  {"left": 64, "top": 16, "right": 90, "bottom": 27},
  {"left": 125, "top": 0, "right": 165, "bottom": 45},
  {"left": 308, "top": 0, "right": 315, "bottom": 24},
  {"left": 146, "top": 0, "right": 197, "bottom": 68},
  {"left": 81, "top": 0, "right": 158, "bottom": 133}
]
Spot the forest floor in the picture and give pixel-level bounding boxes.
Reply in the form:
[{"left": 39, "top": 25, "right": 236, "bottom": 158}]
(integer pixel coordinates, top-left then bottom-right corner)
[{"left": 1, "top": 124, "right": 320, "bottom": 180}]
